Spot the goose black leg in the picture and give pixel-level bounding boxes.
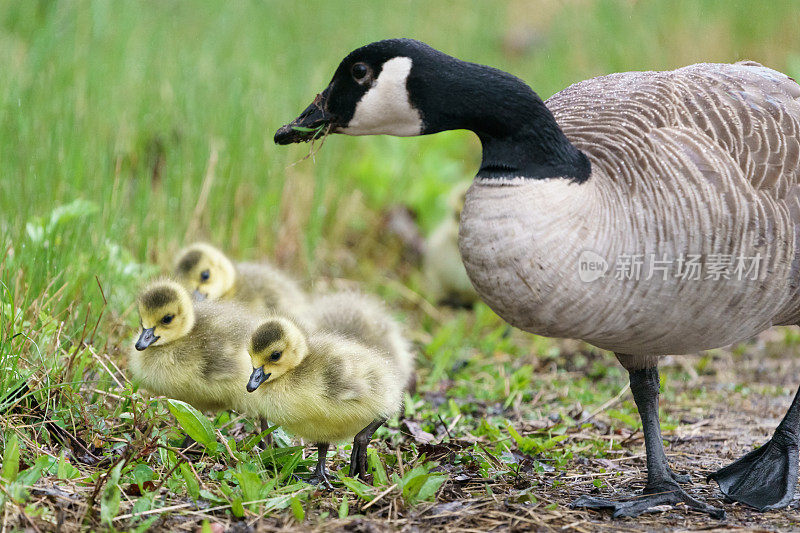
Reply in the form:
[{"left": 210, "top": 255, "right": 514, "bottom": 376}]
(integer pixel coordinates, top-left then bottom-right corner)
[
  {"left": 572, "top": 366, "right": 724, "bottom": 518},
  {"left": 348, "top": 418, "right": 386, "bottom": 480},
  {"left": 307, "top": 443, "right": 333, "bottom": 489},
  {"left": 708, "top": 383, "right": 800, "bottom": 510}
]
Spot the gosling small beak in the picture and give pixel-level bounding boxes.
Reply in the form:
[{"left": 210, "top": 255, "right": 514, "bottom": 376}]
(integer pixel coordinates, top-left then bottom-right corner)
[
  {"left": 135, "top": 327, "right": 159, "bottom": 351},
  {"left": 274, "top": 86, "right": 335, "bottom": 145},
  {"left": 192, "top": 290, "right": 206, "bottom": 301},
  {"left": 246, "top": 366, "right": 271, "bottom": 392}
]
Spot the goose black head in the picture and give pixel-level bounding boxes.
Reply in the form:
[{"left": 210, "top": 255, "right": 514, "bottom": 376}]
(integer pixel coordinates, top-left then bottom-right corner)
[
  {"left": 275, "top": 38, "right": 590, "bottom": 181},
  {"left": 274, "top": 39, "right": 444, "bottom": 144}
]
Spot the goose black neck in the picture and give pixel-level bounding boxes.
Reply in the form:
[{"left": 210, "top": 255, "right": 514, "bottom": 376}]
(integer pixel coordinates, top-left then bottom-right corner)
[{"left": 409, "top": 55, "right": 590, "bottom": 182}]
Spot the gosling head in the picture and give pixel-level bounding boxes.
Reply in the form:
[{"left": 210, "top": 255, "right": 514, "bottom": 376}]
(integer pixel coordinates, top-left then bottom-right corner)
[
  {"left": 135, "top": 280, "right": 195, "bottom": 351},
  {"left": 246, "top": 318, "right": 308, "bottom": 392},
  {"left": 174, "top": 243, "right": 236, "bottom": 302}
]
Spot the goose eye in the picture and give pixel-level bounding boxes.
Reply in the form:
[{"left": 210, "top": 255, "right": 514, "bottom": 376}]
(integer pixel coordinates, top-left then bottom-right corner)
[
  {"left": 269, "top": 351, "right": 282, "bottom": 362},
  {"left": 200, "top": 270, "right": 210, "bottom": 282},
  {"left": 351, "top": 62, "right": 369, "bottom": 82},
  {"left": 161, "top": 314, "right": 174, "bottom": 325}
]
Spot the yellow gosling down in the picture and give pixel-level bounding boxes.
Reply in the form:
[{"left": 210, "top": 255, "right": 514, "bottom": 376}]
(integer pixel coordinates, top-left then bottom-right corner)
[
  {"left": 303, "top": 291, "right": 414, "bottom": 387},
  {"left": 174, "top": 242, "right": 307, "bottom": 316},
  {"left": 129, "top": 279, "right": 258, "bottom": 416},
  {"left": 246, "top": 305, "right": 413, "bottom": 488}
]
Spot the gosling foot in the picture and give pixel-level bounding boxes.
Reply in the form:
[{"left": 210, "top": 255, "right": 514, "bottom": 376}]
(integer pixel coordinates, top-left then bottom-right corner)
[
  {"left": 571, "top": 479, "right": 725, "bottom": 519},
  {"left": 708, "top": 433, "right": 798, "bottom": 511},
  {"left": 307, "top": 471, "right": 334, "bottom": 490},
  {"left": 348, "top": 418, "right": 386, "bottom": 481},
  {"left": 306, "top": 442, "right": 334, "bottom": 490}
]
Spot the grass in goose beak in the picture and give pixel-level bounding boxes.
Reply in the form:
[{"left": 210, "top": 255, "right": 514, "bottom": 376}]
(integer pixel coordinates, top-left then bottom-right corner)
[
  {"left": 291, "top": 124, "right": 328, "bottom": 135},
  {"left": 291, "top": 124, "right": 333, "bottom": 165}
]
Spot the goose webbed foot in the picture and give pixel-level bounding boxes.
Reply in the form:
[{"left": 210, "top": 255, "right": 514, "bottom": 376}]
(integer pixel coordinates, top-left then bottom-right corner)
[
  {"left": 574, "top": 362, "right": 724, "bottom": 519},
  {"left": 572, "top": 479, "right": 724, "bottom": 518},
  {"left": 708, "top": 384, "right": 800, "bottom": 510},
  {"left": 348, "top": 418, "right": 386, "bottom": 481},
  {"left": 708, "top": 436, "right": 797, "bottom": 510},
  {"left": 668, "top": 467, "right": 691, "bottom": 484},
  {"left": 306, "top": 443, "right": 334, "bottom": 490}
]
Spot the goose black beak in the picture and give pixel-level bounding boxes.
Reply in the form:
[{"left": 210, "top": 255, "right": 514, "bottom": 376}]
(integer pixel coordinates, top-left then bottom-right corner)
[
  {"left": 274, "top": 86, "right": 334, "bottom": 145},
  {"left": 135, "top": 327, "right": 159, "bottom": 351},
  {"left": 192, "top": 290, "right": 206, "bottom": 301},
  {"left": 246, "top": 366, "right": 271, "bottom": 392}
]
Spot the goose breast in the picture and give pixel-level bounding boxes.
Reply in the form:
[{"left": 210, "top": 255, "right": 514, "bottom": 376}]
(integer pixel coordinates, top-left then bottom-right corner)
[{"left": 459, "top": 62, "right": 800, "bottom": 356}]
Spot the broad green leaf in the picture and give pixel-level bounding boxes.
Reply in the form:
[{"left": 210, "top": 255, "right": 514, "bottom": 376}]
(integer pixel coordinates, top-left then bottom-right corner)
[
  {"left": 338, "top": 496, "right": 349, "bottom": 519},
  {"left": 290, "top": 496, "right": 305, "bottom": 522},
  {"left": 339, "top": 475, "right": 374, "bottom": 501},
  {"left": 166, "top": 399, "right": 217, "bottom": 451},
  {"left": 131, "top": 492, "right": 155, "bottom": 516},
  {"left": 2, "top": 433, "right": 20, "bottom": 482},
  {"left": 56, "top": 452, "right": 80, "bottom": 479},
  {"left": 132, "top": 464, "right": 154, "bottom": 491},
  {"left": 230, "top": 494, "right": 245, "bottom": 518},
  {"left": 234, "top": 469, "right": 263, "bottom": 505},
  {"left": 276, "top": 450, "right": 303, "bottom": 483},
  {"left": 17, "top": 455, "right": 49, "bottom": 486},
  {"left": 180, "top": 463, "right": 200, "bottom": 499},
  {"left": 401, "top": 473, "right": 429, "bottom": 502},
  {"left": 367, "top": 448, "right": 389, "bottom": 486},
  {"left": 416, "top": 475, "right": 447, "bottom": 501},
  {"left": 261, "top": 494, "right": 295, "bottom": 513},
  {"left": 100, "top": 462, "right": 124, "bottom": 526},
  {"left": 199, "top": 489, "right": 228, "bottom": 505}
]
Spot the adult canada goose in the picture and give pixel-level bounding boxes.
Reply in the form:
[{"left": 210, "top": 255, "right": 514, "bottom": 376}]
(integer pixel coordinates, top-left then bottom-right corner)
[
  {"left": 130, "top": 279, "right": 258, "bottom": 416},
  {"left": 274, "top": 38, "right": 800, "bottom": 517},
  {"left": 246, "top": 301, "right": 413, "bottom": 487},
  {"left": 174, "top": 242, "right": 307, "bottom": 316},
  {"left": 423, "top": 181, "right": 480, "bottom": 307}
]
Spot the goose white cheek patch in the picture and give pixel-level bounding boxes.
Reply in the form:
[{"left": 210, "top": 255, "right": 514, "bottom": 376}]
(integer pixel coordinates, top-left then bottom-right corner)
[{"left": 341, "top": 56, "right": 423, "bottom": 137}]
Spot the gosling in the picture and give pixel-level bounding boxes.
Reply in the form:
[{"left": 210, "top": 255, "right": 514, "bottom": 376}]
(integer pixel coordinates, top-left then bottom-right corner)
[
  {"left": 246, "top": 306, "right": 413, "bottom": 487},
  {"left": 174, "top": 242, "right": 307, "bottom": 316},
  {"left": 129, "top": 279, "right": 258, "bottom": 416}
]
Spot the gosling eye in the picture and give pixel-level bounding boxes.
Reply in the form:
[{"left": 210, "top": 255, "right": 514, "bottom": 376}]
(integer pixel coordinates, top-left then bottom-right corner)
[
  {"left": 351, "top": 62, "right": 370, "bottom": 83},
  {"left": 161, "top": 314, "right": 174, "bottom": 325},
  {"left": 200, "top": 269, "right": 211, "bottom": 282},
  {"left": 269, "top": 351, "right": 282, "bottom": 362}
]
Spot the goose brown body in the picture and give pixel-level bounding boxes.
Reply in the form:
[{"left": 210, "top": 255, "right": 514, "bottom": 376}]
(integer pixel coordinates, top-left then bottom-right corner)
[{"left": 460, "top": 62, "right": 800, "bottom": 362}]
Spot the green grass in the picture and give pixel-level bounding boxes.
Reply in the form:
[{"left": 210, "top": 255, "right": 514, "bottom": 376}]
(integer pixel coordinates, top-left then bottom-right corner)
[{"left": 2, "top": 0, "right": 800, "bottom": 529}]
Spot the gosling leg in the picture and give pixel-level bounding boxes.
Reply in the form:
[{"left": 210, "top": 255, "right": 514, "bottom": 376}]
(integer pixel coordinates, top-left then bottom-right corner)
[
  {"left": 307, "top": 442, "right": 333, "bottom": 490},
  {"left": 348, "top": 418, "right": 387, "bottom": 480},
  {"left": 572, "top": 364, "right": 724, "bottom": 518},
  {"left": 708, "top": 383, "right": 800, "bottom": 510}
]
